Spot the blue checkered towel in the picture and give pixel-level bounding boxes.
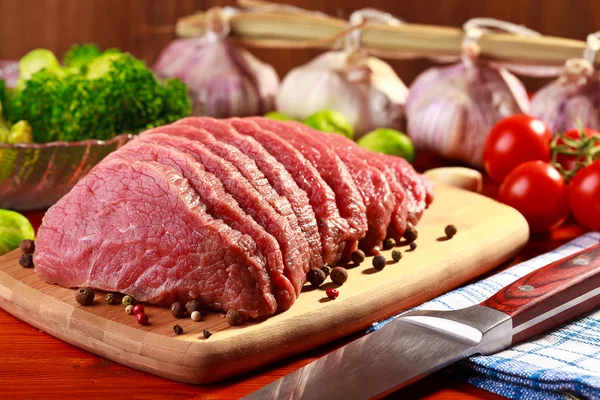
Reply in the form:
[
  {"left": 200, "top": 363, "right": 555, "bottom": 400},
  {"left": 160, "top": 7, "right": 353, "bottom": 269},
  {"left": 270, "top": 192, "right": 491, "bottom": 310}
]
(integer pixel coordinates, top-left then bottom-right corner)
[{"left": 368, "top": 232, "right": 600, "bottom": 399}]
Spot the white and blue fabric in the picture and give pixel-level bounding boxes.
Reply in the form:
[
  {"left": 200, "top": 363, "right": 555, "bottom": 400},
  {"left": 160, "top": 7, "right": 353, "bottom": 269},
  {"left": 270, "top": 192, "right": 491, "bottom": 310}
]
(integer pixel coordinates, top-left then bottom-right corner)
[{"left": 368, "top": 232, "right": 600, "bottom": 399}]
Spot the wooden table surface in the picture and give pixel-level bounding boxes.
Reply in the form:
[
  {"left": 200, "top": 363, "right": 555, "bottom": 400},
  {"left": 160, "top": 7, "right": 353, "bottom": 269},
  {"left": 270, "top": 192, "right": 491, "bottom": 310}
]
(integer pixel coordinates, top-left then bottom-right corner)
[{"left": 0, "top": 155, "right": 588, "bottom": 400}]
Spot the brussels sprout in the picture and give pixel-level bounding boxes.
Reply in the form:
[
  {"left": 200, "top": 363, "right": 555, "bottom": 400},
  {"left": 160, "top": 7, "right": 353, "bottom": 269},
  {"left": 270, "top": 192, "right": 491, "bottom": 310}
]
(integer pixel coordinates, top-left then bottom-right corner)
[
  {"left": 7, "top": 121, "right": 33, "bottom": 144},
  {"left": 264, "top": 111, "right": 296, "bottom": 121},
  {"left": 303, "top": 110, "right": 354, "bottom": 139},
  {"left": 19, "top": 49, "right": 64, "bottom": 82},
  {"left": 357, "top": 128, "right": 416, "bottom": 163},
  {"left": 0, "top": 209, "right": 35, "bottom": 255}
]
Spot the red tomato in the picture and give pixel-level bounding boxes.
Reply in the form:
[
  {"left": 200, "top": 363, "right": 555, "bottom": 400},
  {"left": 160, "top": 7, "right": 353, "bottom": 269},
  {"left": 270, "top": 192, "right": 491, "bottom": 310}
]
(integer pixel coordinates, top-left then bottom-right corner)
[
  {"left": 568, "top": 161, "right": 600, "bottom": 231},
  {"left": 555, "top": 128, "right": 600, "bottom": 171},
  {"left": 483, "top": 115, "right": 552, "bottom": 182},
  {"left": 498, "top": 161, "right": 569, "bottom": 233}
]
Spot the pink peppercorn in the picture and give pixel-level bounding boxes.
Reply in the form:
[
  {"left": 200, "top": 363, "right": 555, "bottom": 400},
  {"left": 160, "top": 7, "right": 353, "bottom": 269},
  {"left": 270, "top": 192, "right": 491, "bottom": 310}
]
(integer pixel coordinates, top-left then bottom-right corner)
[
  {"left": 326, "top": 288, "right": 339, "bottom": 300},
  {"left": 132, "top": 304, "right": 145, "bottom": 315},
  {"left": 136, "top": 313, "right": 149, "bottom": 325}
]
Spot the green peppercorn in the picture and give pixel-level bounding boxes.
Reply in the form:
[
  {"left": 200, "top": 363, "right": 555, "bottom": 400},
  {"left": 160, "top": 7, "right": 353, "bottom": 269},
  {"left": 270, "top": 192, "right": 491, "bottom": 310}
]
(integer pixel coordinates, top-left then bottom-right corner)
[
  {"left": 19, "top": 253, "right": 34, "bottom": 268},
  {"left": 122, "top": 295, "right": 134, "bottom": 307},
  {"left": 226, "top": 309, "right": 242, "bottom": 326},
  {"left": 409, "top": 242, "right": 417, "bottom": 251},
  {"left": 382, "top": 238, "right": 396, "bottom": 250},
  {"left": 351, "top": 250, "right": 366, "bottom": 265},
  {"left": 330, "top": 267, "right": 348, "bottom": 284},
  {"left": 125, "top": 305, "right": 134, "bottom": 315},
  {"left": 185, "top": 300, "right": 202, "bottom": 315},
  {"left": 75, "top": 287, "right": 95, "bottom": 306},
  {"left": 173, "top": 325, "right": 183, "bottom": 335},
  {"left": 445, "top": 224, "right": 457, "bottom": 238},
  {"left": 392, "top": 249, "right": 402, "bottom": 262},
  {"left": 105, "top": 293, "right": 117, "bottom": 305},
  {"left": 307, "top": 267, "right": 326, "bottom": 287},
  {"left": 19, "top": 239, "right": 35, "bottom": 254},
  {"left": 403, "top": 226, "right": 418, "bottom": 243},
  {"left": 203, "top": 329, "right": 212, "bottom": 339},
  {"left": 170, "top": 302, "right": 187, "bottom": 318},
  {"left": 321, "top": 264, "right": 332, "bottom": 277},
  {"left": 373, "top": 255, "right": 387, "bottom": 271}
]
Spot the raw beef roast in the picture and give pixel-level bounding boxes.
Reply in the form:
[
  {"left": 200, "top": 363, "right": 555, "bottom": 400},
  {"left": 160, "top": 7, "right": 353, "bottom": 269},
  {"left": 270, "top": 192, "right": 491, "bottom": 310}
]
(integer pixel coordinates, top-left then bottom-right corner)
[{"left": 34, "top": 117, "right": 433, "bottom": 319}]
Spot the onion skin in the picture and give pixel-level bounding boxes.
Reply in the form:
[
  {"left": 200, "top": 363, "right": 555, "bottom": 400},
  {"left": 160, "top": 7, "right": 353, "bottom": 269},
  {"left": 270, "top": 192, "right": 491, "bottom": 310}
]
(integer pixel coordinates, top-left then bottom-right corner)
[
  {"left": 405, "top": 62, "right": 530, "bottom": 167},
  {"left": 154, "top": 37, "right": 279, "bottom": 118},
  {"left": 531, "top": 75, "right": 600, "bottom": 133},
  {"left": 276, "top": 51, "right": 408, "bottom": 138}
]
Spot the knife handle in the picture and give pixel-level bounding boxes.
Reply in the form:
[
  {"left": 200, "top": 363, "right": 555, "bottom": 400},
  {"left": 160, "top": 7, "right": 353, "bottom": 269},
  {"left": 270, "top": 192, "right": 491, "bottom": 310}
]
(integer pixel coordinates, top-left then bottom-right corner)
[{"left": 481, "top": 243, "right": 600, "bottom": 345}]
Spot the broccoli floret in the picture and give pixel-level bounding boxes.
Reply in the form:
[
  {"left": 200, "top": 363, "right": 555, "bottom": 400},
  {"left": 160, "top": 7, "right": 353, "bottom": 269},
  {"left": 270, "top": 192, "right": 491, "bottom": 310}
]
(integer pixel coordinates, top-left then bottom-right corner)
[
  {"left": 63, "top": 44, "right": 102, "bottom": 72},
  {"left": 7, "top": 121, "right": 33, "bottom": 143},
  {"left": 9, "top": 52, "right": 191, "bottom": 143}
]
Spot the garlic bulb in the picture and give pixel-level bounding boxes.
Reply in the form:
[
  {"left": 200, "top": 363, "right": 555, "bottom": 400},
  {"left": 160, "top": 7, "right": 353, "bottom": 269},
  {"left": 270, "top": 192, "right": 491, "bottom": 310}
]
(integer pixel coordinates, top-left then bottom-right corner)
[
  {"left": 405, "top": 62, "right": 530, "bottom": 167},
  {"left": 531, "top": 59, "right": 600, "bottom": 133},
  {"left": 275, "top": 50, "right": 408, "bottom": 138},
  {"left": 154, "top": 36, "right": 279, "bottom": 118}
]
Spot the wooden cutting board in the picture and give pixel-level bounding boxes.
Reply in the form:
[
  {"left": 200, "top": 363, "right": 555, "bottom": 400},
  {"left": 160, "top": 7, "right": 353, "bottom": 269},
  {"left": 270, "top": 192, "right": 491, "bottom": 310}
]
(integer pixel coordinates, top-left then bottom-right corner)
[{"left": 0, "top": 184, "right": 528, "bottom": 384}]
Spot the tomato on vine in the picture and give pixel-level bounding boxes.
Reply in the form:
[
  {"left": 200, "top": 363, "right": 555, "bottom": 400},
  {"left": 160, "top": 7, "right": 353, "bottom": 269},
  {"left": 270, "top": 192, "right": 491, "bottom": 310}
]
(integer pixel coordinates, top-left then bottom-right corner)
[{"left": 568, "top": 161, "right": 600, "bottom": 231}]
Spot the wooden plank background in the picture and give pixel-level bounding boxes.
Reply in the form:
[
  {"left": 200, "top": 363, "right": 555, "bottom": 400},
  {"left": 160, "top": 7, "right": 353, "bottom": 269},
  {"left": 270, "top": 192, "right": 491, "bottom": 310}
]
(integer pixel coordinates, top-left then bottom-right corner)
[{"left": 0, "top": 0, "right": 598, "bottom": 89}]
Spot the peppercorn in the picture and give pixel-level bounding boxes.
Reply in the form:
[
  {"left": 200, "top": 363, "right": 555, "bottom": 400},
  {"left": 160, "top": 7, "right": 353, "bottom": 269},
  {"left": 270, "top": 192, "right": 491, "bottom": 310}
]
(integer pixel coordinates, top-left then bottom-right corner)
[
  {"left": 203, "top": 329, "right": 212, "bottom": 339},
  {"left": 320, "top": 264, "right": 332, "bottom": 277},
  {"left": 19, "top": 253, "right": 34, "bottom": 268},
  {"left": 351, "top": 250, "right": 366, "bottom": 265},
  {"left": 105, "top": 293, "right": 117, "bottom": 305},
  {"left": 330, "top": 267, "right": 348, "bottom": 284},
  {"left": 403, "top": 226, "right": 418, "bottom": 243},
  {"left": 382, "top": 238, "right": 396, "bottom": 250},
  {"left": 125, "top": 305, "right": 135, "bottom": 315},
  {"left": 373, "top": 255, "right": 387, "bottom": 270},
  {"left": 122, "top": 295, "right": 134, "bottom": 307},
  {"left": 226, "top": 309, "right": 242, "bottom": 326},
  {"left": 445, "top": 224, "right": 457, "bottom": 239},
  {"left": 190, "top": 310, "right": 202, "bottom": 321},
  {"left": 170, "top": 302, "right": 186, "bottom": 318},
  {"left": 307, "top": 267, "right": 326, "bottom": 287},
  {"left": 19, "top": 239, "right": 35, "bottom": 254},
  {"left": 185, "top": 300, "right": 202, "bottom": 315},
  {"left": 409, "top": 242, "right": 417, "bottom": 251},
  {"left": 173, "top": 325, "right": 184, "bottom": 335},
  {"left": 326, "top": 288, "right": 339, "bottom": 300},
  {"left": 75, "top": 287, "right": 94, "bottom": 306},
  {"left": 392, "top": 249, "right": 402, "bottom": 262},
  {"left": 136, "top": 313, "right": 149, "bottom": 325},
  {"left": 132, "top": 304, "right": 145, "bottom": 315}
]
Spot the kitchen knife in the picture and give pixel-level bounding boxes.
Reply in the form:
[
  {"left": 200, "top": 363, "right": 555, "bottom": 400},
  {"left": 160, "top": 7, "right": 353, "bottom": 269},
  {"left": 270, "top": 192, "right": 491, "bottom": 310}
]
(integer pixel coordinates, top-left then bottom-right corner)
[{"left": 244, "top": 243, "right": 600, "bottom": 400}]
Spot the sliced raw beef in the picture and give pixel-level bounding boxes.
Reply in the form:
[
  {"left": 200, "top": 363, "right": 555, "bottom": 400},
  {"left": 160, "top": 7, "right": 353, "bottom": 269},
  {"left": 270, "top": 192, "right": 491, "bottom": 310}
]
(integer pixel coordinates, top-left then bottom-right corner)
[
  {"left": 137, "top": 133, "right": 308, "bottom": 295},
  {"left": 34, "top": 159, "right": 277, "bottom": 318},
  {"left": 249, "top": 117, "right": 368, "bottom": 257},
  {"left": 315, "top": 130, "right": 409, "bottom": 241},
  {"left": 301, "top": 127, "right": 394, "bottom": 254},
  {"left": 222, "top": 117, "right": 350, "bottom": 264},
  {"left": 104, "top": 140, "right": 297, "bottom": 311},
  {"left": 141, "top": 123, "right": 317, "bottom": 272}
]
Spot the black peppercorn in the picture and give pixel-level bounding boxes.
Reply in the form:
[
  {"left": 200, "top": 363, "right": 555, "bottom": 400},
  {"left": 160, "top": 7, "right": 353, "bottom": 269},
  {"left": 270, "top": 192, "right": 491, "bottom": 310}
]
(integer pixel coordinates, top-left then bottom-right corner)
[
  {"left": 18, "top": 253, "right": 34, "bottom": 268},
  {"left": 75, "top": 287, "right": 95, "bottom": 306},
  {"left": 171, "top": 302, "right": 187, "bottom": 318},
  {"left": 351, "top": 250, "right": 366, "bottom": 265},
  {"left": 19, "top": 239, "right": 35, "bottom": 254},
  {"left": 307, "top": 267, "right": 326, "bottom": 287},
  {"left": 373, "top": 255, "right": 387, "bottom": 270},
  {"left": 403, "top": 226, "right": 418, "bottom": 243},
  {"left": 226, "top": 309, "right": 242, "bottom": 326},
  {"left": 173, "top": 325, "right": 184, "bottom": 335},
  {"left": 392, "top": 249, "right": 402, "bottom": 262},
  {"left": 330, "top": 267, "right": 348, "bottom": 284},
  {"left": 185, "top": 300, "right": 202, "bottom": 315},
  {"left": 105, "top": 293, "right": 117, "bottom": 305},
  {"left": 203, "top": 329, "right": 212, "bottom": 339},
  {"left": 382, "top": 238, "right": 396, "bottom": 250},
  {"left": 409, "top": 242, "right": 417, "bottom": 251},
  {"left": 445, "top": 224, "right": 457, "bottom": 238},
  {"left": 320, "top": 264, "right": 332, "bottom": 277}
]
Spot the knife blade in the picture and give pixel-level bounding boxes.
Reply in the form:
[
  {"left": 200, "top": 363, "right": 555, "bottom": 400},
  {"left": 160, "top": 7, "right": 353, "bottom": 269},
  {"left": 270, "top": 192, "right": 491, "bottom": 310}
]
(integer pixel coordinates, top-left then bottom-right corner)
[{"left": 244, "top": 243, "right": 600, "bottom": 400}]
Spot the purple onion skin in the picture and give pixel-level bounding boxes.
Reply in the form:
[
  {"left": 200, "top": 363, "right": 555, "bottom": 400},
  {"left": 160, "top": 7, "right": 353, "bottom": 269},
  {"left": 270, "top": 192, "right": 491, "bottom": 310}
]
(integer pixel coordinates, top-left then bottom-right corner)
[
  {"left": 531, "top": 76, "right": 600, "bottom": 133},
  {"left": 154, "top": 37, "right": 279, "bottom": 118},
  {"left": 405, "top": 62, "right": 530, "bottom": 167}
]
